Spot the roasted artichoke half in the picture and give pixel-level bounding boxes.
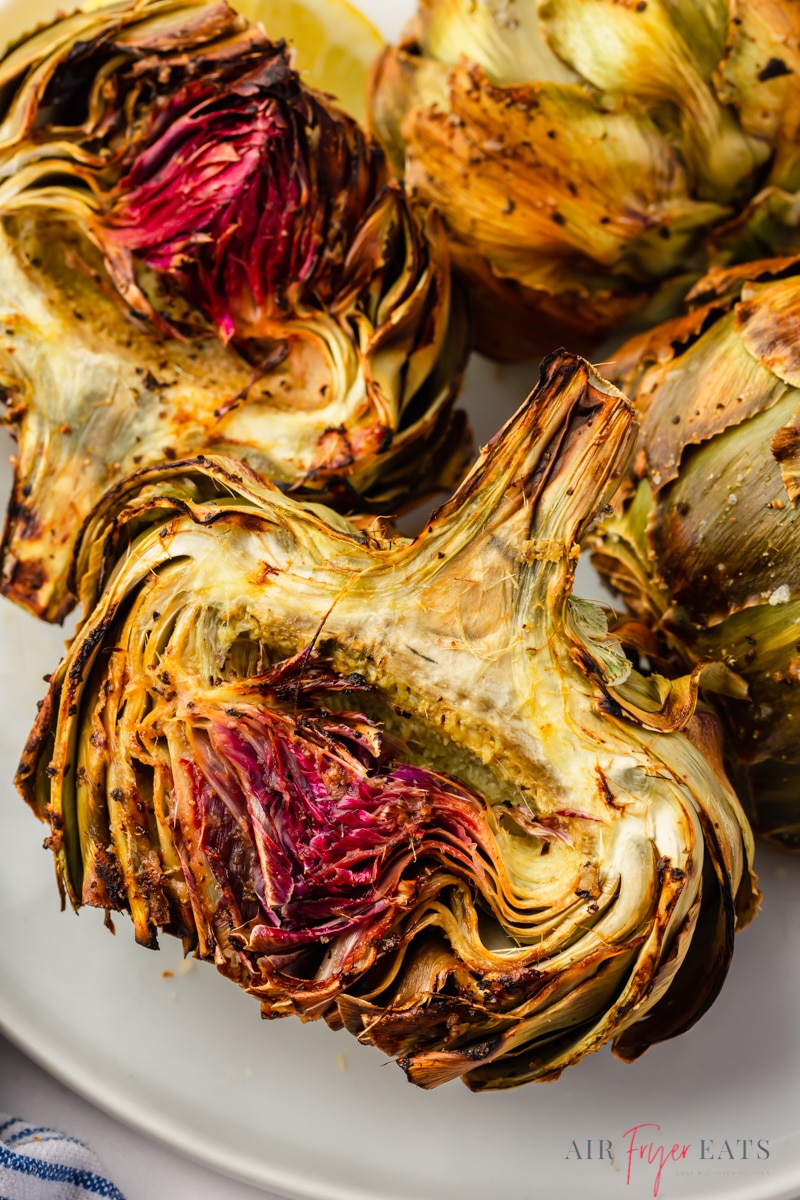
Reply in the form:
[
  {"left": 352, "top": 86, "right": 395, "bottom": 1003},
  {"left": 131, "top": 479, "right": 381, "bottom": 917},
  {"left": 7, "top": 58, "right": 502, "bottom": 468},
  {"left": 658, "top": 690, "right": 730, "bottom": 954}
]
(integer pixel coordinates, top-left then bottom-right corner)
[
  {"left": 18, "top": 351, "right": 758, "bottom": 1090},
  {"left": 592, "top": 257, "right": 800, "bottom": 850},
  {"left": 0, "top": 0, "right": 468, "bottom": 622},
  {"left": 369, "top": 0, "right": 800, "bottom": 359}
]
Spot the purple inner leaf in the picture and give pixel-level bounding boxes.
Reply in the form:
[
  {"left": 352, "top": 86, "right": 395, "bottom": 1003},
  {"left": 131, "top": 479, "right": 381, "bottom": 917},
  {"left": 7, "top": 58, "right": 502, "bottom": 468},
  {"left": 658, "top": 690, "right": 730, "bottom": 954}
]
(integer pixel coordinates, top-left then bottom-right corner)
[
  {"left": 103, "top": 54, "right": 385, "bottom": 342},
  {"left": 173, "top": 658, "right": 497, "bottom": 954}
]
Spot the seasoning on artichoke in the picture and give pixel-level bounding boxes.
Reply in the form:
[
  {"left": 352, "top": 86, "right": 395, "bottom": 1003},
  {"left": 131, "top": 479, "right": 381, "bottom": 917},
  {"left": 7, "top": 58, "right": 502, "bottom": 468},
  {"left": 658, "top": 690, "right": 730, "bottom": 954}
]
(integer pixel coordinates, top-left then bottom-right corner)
[
  {"left": 591, "top": 256, "right": 800, "bottom": 850},
  {"left": 0, "top": 0, "right": 469, "bottom": 623},
  {"left": 18, "top": 350, "right": 758, "bottom": 1090},
  {"left": 368, "top": 0, "right": 800, "bottom": 359}
]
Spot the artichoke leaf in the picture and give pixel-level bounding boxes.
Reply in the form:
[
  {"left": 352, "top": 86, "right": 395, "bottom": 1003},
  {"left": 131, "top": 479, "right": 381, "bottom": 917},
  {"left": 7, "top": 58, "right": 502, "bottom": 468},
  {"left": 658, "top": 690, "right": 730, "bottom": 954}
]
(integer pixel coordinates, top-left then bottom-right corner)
[
  {"left": 417, "top": 0, "right": 578, "bottom": 86},
  {"left": 691, "top": 598, "right": 800, "bottom": 767},
  {"left": 650, "top": 389, "right": 800, "bottom": 625},
  {"left": 716, "top": 0, "right": 800, "bottom": 191},
  {"left": 18, "top": 350, "right": 758, "bottom": 1088},
  {"left": 709, "top": 186, "right": 800, "bottom": 266},
  {"left": 367, "top": 44, "right": 450, "bottom": 177},
  {"left": 538, "top": 0, "right": 767, "bottom": 203},
  {"left": 735, "top": 274, "right": 800, "bottom": 390},
  {"left": 635, "top": 309, "right": 788, "bottom": 490},
  {"left": 687, "top": 251, "right": 800, "bottom": 305},
  {"left": 403, "top": 63, "right": 726, "bottom": 289},
  {"left": 771, "top": 401, "right": 800, "bottom": 504}
]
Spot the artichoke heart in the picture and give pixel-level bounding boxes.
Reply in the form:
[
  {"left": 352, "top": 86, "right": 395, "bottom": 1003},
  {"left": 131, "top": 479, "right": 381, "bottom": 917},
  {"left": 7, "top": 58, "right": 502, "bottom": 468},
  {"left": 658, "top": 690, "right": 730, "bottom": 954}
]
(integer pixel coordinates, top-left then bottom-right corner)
[
  {"left": 367, "top": 0, "right": 800, "bottom": 358},
  {"left": 18, "top": 351, "right": 758, "bottom": 1090},
  {"left": 0, "top": 0, "right": 469, "bottom": 622},
  {"left": 592, "top": 256, "right": 800, "bottom": 849}
]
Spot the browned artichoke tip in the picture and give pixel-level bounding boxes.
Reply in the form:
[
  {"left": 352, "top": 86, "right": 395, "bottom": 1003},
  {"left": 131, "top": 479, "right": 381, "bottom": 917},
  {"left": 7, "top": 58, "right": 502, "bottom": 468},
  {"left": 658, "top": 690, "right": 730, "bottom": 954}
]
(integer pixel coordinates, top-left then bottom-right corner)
[
  {"left": 367, "top": 0, "right": 800, "bottom": 360},
  {"left": 17, "top": 349, "right": 757, "bottom": 1090},
  {"left": 591, "top": 254, "right": 800, "bottom": 850},
  {"left": 0, "top": 0, "right": 470, "bottom": 623}
]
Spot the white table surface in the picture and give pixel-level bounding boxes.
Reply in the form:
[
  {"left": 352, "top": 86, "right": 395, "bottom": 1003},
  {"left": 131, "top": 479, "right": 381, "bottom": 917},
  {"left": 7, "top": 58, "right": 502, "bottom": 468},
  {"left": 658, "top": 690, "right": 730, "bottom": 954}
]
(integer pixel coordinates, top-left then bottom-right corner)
[{"left": 0, "top": 1032, "right": 281, "bottom": 1200}]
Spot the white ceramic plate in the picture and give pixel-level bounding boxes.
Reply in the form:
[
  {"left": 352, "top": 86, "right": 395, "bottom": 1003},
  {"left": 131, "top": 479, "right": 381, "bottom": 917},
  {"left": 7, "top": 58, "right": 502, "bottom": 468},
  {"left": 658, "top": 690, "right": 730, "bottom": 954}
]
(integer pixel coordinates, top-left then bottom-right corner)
[{"left": 1, "top": 3, "right": 800, "bottom": 1199}]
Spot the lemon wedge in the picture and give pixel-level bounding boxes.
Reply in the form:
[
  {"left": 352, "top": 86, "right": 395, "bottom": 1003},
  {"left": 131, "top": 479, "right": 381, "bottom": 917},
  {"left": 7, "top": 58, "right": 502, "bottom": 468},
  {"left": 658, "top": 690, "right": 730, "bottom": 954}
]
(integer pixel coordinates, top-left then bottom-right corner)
[{"left": 232, "top": 0, "right": 382, "bottom": 123}]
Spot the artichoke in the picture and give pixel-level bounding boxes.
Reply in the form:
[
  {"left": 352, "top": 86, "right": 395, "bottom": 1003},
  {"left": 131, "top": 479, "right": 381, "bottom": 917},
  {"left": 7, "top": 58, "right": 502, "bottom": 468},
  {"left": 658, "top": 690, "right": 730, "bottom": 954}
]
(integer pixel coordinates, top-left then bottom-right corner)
[
  {"left": 368, "top": 0, "right": 800, "bottom": 359},
  {"left": 0, "top": 0, "right": 468, "bottom": 622},
  {"left": 592, "top": 256, "right": 800, "bottom": 850},
  {"left": 18, "top": 350, "right": 758, "bottom": 1090}
]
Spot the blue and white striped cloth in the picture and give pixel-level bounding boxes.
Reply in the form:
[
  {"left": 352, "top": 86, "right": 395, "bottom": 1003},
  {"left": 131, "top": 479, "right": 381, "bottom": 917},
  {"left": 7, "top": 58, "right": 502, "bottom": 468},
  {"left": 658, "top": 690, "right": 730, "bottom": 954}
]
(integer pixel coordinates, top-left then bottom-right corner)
[{"left": 0, "top": 1115, "right": 126, "bottom": 1200}]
